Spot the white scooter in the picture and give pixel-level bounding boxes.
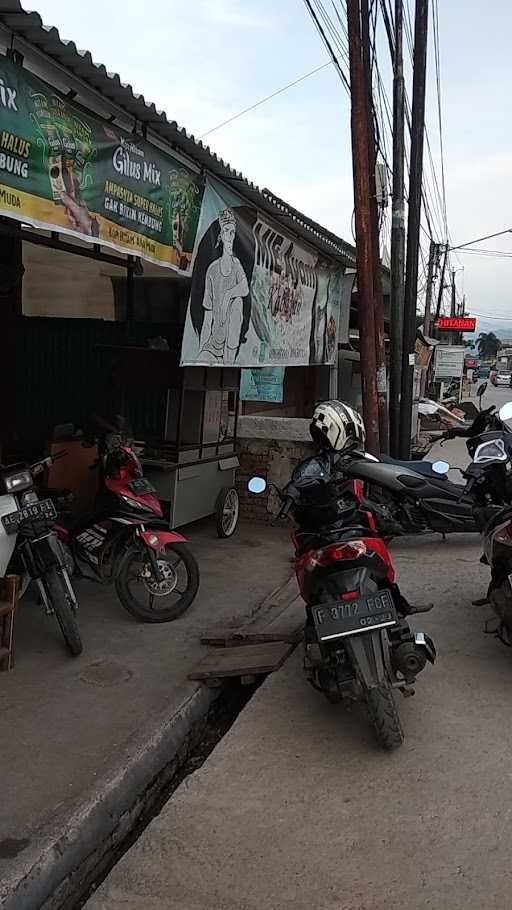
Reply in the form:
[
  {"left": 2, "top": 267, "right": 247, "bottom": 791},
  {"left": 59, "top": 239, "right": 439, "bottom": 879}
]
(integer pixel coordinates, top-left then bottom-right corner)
[{"left": 0, "top": 452, "right": 82, "bottom": 655}]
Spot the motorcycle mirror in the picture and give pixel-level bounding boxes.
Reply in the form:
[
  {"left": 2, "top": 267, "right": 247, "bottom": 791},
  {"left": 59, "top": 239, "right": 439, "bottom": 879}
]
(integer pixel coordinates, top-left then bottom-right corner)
[
  {"left": 498, "top": 402, "right": 512, "bottom": 423},
  {"left": 248, "top": 476, "right": 267, "bottom": 494},
  {"left": 431, "top": 460, "right": 450, "bottom": 475}
]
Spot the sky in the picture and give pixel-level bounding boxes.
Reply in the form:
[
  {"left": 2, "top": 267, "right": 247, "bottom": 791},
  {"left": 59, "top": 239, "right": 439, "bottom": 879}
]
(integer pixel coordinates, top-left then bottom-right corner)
[{"left": 32, "top": 0, "right": 512, "bottom": 330}]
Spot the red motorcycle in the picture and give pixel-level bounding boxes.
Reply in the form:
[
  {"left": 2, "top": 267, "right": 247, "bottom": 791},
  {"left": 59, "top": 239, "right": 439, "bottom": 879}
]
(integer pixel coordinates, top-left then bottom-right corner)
[
  {"left": 249, "top": 454, "right": 436, "bottom": 750},
  {"left": 49, "top": 433, "right": 199, "bottom": 622}
]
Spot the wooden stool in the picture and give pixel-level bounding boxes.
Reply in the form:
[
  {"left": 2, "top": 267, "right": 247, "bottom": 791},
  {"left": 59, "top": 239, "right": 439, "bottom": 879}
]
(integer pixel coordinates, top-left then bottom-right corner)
[{"left": 0, "top": 576, "right": 20, "bottom": 671}]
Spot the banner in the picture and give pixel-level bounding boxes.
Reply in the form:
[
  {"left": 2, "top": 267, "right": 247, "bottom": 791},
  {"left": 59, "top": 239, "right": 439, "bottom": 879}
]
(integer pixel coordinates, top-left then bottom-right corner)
[
  {"left": 0, "top": 55, "right": 203, "bottom": 271},
  {"left": 180, "top": 179, "right": 344, "bottom": 367},
  {"left": 240, "top": 367, "right": 285, "bottom": 402}
]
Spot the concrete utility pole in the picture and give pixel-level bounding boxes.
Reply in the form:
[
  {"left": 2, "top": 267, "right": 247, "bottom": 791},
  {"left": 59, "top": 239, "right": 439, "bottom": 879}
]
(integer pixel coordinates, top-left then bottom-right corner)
[
  {"left": 389, "top": 0, "right": 406, "bottom": 456},
  {"left": 399, "top": 0, "right": 429, "bottom": 458},
  {"left": 422, "top": 239, "right": 438, "bottom": 336},
  {"left": 347, "top": 0, "right": 380, "bottom": 453},
  {"left": 434, "top": 243, "right": 447, "bottom": 323},
  {"left": 450, "top": 268, "right": 456, "bottom": 317},
  {"left": 361, "top": 0, "right": 389, "bottom": 453}
]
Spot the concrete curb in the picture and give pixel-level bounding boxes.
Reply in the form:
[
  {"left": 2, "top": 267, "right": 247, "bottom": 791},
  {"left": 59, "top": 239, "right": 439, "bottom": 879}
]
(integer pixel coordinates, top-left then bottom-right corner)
[
  {"left": 1, "top": 683, "right": 217, "bottom": 910},
  {"left": 1, "top": 575, "right": 298, "bottom": 910}
]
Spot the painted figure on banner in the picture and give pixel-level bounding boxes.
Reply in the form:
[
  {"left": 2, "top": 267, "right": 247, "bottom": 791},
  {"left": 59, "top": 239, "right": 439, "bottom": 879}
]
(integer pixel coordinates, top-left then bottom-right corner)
[{"left": 199, "top": 208, "right": 250, "bottom": 363}]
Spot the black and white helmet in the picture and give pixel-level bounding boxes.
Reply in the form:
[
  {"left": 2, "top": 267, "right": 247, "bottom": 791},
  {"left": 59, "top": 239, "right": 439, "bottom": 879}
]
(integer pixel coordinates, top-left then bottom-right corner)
[{"left": 310, "top": 400, "right": 366, "bottom": 452}]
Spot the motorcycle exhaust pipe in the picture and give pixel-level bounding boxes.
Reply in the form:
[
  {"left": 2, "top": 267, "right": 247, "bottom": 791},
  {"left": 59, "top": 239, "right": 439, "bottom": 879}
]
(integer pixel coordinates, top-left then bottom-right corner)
[{"left": 391, "top": 632, "right": 436, "bottom": 681}]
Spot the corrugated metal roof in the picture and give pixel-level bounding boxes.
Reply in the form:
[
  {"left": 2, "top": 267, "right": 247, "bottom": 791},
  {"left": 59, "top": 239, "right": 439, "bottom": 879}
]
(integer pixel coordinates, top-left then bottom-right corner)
[{"left": 0, "top": 1, "right": 357, "bottom": 267}]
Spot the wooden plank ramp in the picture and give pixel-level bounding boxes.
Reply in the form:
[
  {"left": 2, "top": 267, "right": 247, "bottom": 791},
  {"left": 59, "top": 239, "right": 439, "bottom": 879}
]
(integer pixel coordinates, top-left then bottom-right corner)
[{"left": 188, "top": 641, "right": 294, "bottom": 682}]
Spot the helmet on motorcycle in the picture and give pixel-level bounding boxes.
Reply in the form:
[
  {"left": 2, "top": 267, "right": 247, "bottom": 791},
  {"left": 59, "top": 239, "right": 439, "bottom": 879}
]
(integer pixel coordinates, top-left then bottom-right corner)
[{"left": 310, "top": 400, "right": 366, "bottom": 452}]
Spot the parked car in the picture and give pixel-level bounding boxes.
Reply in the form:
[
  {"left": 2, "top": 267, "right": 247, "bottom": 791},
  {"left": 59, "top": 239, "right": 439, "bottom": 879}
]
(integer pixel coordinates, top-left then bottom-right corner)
[{"left": 496, "top": 371, "right": 512, "bottom": 386}]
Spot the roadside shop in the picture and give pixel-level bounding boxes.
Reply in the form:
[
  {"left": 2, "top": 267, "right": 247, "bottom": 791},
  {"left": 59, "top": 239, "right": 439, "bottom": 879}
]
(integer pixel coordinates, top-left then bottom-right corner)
[{"left": 0, "top": 3, "right": 357, "bottom": 531}]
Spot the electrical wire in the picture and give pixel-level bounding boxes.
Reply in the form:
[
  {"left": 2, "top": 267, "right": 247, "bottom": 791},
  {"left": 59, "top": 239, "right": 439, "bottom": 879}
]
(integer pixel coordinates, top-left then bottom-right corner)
[{"left": 198, "top": 61, "right": 334, "bottom": 139}]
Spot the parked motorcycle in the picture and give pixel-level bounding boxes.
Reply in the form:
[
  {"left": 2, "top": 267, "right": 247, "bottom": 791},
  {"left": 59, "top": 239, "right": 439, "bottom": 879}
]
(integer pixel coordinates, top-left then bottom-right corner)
[
  {"left": 458, "top": 401, "right": 512, "bottom": 643},
  {"left": 49, "top": 432, "right": 199, "bottom": 623},
  {"left": 0, "top": 452, "right": 82, "bottom": 655},
  {"left": 333, "top": 404, "right": 505, "bottom": 539},
  {"left": 249, "top": 454, "right": 436, "bottom": 750}
]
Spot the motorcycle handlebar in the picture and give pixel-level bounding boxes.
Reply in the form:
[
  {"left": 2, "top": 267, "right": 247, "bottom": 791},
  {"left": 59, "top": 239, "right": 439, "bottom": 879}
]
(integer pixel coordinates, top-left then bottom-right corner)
[{"left": 277, "top": 496, "right": 294, "bottom": 520}]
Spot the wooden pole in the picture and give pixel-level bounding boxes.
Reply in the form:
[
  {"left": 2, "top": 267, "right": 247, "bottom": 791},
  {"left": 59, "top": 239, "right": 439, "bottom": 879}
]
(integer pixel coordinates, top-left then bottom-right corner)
[{"left": 347, "top": 0, "right": 380, "bottom": 453}]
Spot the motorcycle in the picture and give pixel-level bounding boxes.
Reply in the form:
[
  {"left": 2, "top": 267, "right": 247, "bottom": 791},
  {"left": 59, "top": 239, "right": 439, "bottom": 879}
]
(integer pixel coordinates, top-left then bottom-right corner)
[
  {"left": 0, "top": 452, "right": 82, "bottom": 655},
  {"left": 458, "top": 401, "right": 512, "bottom": 643},
  {"left": 248, "top": 453, "right": 436, "bottom": 750},
  {"left": 334, "top": 404, "right": 504, "bottom": 539},
  {"left": 49, "top": 432, "right": 199, "bottom": 623}
]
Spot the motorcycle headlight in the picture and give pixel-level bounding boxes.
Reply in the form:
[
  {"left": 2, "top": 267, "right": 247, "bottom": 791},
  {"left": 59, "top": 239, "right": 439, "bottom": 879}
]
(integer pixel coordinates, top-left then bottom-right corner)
[{"left": 4, "top": 470, "right": 33, "bottom": 493}]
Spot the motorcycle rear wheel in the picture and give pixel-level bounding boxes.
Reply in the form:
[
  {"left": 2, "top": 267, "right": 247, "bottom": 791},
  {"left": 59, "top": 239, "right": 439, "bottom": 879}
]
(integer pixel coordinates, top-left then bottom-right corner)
[
  {"left": 365, "top": 684, "right": 404, "bottom": 750},
  {"left": 43, "top": 567, "right": 82, "bottom": 656},
  {"left": 115, "top": 542, "right": 199, "bottom": 623}
]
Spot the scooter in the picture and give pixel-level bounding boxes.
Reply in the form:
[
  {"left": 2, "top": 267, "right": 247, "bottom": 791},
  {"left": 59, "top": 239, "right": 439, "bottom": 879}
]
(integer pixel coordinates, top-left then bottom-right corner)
[
  {"left": 0, "top": 452, "right": 82, "bottom": 655},
  {"left": 49, "top": 432, "right": 199, "bottom": 623},
  {"left": 249, "top": 454, "right": 435, "bottom": 750},
  {"left": 334, "top": 402, "right": 502, "bottom": 539}
]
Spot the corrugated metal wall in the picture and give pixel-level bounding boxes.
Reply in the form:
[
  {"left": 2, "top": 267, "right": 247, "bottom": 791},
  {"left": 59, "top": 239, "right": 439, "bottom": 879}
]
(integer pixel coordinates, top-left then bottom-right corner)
[{"left": 17, "top": 317, "right": 171, "bottom": 446}]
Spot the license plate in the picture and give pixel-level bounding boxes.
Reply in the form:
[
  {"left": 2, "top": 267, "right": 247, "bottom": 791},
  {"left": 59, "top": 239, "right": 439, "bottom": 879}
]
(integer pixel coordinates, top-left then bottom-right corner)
[
  {"left": 312, "top": 589, "right": 397, "bottom": 641},
  {"left": 129, "top": 478, "right": 155, "bottom": 495},
  {"left": 2, "top": 498, "right": 57, "bottom": 535}
]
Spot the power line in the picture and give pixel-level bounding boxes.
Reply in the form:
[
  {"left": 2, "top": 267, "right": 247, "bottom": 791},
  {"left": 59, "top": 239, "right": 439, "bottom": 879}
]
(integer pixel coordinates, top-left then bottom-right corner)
[
  {"left": 199, "top": 61, "right": 333, "bottom": 139},
  {"left": 302, "top": 0, "right": 351, "bottom": 91},
  {"left": 448, "top": 228, "right": 512, "bottom": 251}
]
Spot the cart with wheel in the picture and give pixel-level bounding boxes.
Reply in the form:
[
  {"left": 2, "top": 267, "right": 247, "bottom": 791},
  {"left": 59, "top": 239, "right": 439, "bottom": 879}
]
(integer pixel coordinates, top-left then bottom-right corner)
[{"left": 98, "top": 347, "right": 241, "bottom": 538}]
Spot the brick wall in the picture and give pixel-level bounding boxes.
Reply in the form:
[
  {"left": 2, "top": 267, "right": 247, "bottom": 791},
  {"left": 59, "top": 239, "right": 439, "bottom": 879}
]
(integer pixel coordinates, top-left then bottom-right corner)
[{"left": 237, "top": 436, "right": 315, "bottom": 522}]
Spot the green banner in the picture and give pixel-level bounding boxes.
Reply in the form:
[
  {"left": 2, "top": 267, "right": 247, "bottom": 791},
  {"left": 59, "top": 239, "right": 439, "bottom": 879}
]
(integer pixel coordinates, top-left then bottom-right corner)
[{"left": 0, "top": 55, "right": 204, "bottom": 270}]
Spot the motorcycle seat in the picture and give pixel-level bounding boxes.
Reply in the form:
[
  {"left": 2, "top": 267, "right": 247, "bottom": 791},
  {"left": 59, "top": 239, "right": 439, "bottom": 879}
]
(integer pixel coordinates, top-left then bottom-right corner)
[{"left": 377, "top": 455, "right": 446, "bottom": 479}]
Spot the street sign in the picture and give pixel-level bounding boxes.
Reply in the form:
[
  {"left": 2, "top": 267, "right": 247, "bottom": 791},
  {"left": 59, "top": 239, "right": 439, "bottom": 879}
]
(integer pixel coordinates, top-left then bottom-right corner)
[
  {"left": 435, "top": 317, "right": 476, "bottom": 332},
  {"left": 434, "top": 345, "right": 465, "bottom": 380}
]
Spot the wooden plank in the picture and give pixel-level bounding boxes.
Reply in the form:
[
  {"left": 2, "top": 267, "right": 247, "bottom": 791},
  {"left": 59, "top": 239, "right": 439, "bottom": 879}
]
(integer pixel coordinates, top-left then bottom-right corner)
[
  {"left": 201, "top": 597, "right": 304, "bottom": 648},
  {"left": 188, "top": 641, "right": 294, "bottom": 681}
]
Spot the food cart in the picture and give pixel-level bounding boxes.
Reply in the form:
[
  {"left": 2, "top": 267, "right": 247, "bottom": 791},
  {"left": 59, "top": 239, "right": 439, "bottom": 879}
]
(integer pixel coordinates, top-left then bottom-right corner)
[{"left": 98, "top": 346, "right": 241, "bottom": 537}]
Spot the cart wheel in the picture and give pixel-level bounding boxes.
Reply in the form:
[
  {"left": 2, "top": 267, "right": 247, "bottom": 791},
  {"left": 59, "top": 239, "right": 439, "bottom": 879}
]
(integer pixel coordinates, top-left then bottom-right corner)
[{"left": 216, "top": 486, "right": 240, "bottom": 538}]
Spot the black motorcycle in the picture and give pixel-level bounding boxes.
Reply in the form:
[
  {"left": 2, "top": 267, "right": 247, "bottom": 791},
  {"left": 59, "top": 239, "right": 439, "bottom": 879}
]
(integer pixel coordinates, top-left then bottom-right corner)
[
  {"left": 458, "top": 402, "right": 512, "bottom": 643},
  {"left": 335, "top": 405, "right": 503, "bottom": 539},
  {"left": 249, "top": 454, "right": 435, "bottom": 750}
]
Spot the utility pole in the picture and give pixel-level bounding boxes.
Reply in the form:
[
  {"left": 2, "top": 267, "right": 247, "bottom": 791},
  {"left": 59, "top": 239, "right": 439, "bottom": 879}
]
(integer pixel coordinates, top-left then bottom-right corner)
[
  {"left": 347, "top": 0, "right": 380, "bottom": 453},
  {"left": 434, "top": 243, "right": 447, "bottom": 323},
  {"left": 420, "top": 239, "right": 438, "bottom": 398},
  {"left": 450, "top": 268, "right": 456, "bottom": 317},
  {"left": 422, "top": 240, "right": 438, "bottom": 337},
  {"left": 399, "top": 0, "right": 429, "bottom": 458},
  {"left": 361, "top": 0, "right": 389, "bottom": 453},
  {"left": 389, "top": 0, "right": 406, "bottom": 456}
]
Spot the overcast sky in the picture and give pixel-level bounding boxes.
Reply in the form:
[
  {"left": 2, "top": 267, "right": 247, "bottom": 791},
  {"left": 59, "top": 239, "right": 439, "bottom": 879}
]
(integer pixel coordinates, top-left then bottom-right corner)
[{"left": 34, "top": 0, "right": 512, "bottom": 329}]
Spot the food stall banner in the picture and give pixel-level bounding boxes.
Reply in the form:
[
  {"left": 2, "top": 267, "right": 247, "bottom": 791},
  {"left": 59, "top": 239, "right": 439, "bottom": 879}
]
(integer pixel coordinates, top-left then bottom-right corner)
[
  {"left": 0, "top": 54, "right": 203, "bottom": 271},
  {"left": 240, "top": 367, "right": 285, "bottom": 402},
  {"left": 180, "top": 178, "right": 344, "bottom": 367}
]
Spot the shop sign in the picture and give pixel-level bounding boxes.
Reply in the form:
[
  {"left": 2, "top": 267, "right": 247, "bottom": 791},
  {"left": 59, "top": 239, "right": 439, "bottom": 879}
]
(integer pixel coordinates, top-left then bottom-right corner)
[
  {"left": 180, "top": 178, "right": 344, "bottom": 367},
  {"left": 435, "top": 317, "right": 476, "bottom": 332},
  {"left": 434, "top": 345, "right": 465, "bottom": 379},
  {"left": 0, "top": 54, "right": 204, "bottom": 271},
  {"left": 240, "top": 367, "right": 285, "bottom": 402}
]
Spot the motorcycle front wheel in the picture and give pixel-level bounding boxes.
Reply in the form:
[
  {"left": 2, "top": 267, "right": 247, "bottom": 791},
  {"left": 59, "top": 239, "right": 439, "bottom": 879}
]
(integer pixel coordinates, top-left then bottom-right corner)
[
  {"left": 364, "top": 684, "right": 404, "bottom": 751},
  {"left": 43, "top": 567, "right": 82, "bottom": 656},
  {"left": 115, "top": 542, "right": 199, "bottom": 623}
]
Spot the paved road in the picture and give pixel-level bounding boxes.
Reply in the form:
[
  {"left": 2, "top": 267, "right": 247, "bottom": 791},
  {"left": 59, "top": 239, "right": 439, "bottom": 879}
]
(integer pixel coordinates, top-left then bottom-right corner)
[{"left": 87, "top": 508, "right": 512, "bottom": 910}]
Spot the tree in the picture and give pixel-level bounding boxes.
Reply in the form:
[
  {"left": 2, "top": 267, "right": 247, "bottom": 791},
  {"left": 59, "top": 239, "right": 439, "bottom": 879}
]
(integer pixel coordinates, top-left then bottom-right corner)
[{"left": 476, "top": 332, "right": 501, "bottom": 360}]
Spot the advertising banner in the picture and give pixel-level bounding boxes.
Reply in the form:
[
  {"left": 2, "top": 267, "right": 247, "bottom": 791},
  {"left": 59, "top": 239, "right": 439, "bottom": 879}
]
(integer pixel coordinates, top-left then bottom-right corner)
[
  {"left": 180, "top": 179, "right": 344, "bottom": 367},
  {"left": 240, "top": 367, "right": 285, "bottom": 402},
  {"left": 0, "top": 55, "right": 203, "bottom": 271}
]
